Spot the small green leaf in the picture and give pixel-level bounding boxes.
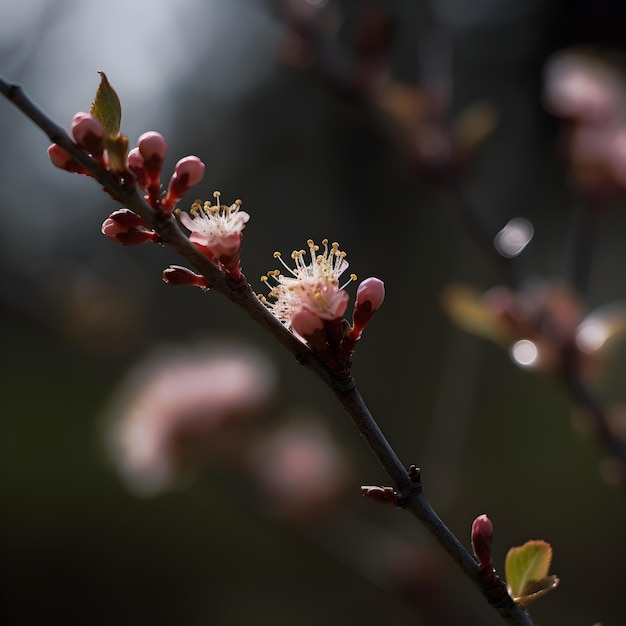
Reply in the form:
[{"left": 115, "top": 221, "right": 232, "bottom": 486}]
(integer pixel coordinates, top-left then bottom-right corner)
[
  {"left": 90, "top": 71, "right": 122, "bottom": 137},
  {"left": 505, "top": 540, "right": 559, "bottom": 607}
]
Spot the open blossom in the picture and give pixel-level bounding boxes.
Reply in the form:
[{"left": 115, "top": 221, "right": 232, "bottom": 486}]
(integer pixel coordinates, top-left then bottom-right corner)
[
  {"left": 260, "top": 239, "right": 355, "bottom": 328},
  {"left": 178, "top": 193, "right": 249, "bottom": 265}
]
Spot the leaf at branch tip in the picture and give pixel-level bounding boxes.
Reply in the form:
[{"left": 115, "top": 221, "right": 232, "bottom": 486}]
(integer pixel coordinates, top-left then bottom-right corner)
[
  {"left": 505, "top": 539, "right": 559, "bottom": 607},
  {"left": 440, "top": 285, "right": 511, "bottom": 345},
  {"left": 90, "top": 71, "right": 122, "bottom": 137}
]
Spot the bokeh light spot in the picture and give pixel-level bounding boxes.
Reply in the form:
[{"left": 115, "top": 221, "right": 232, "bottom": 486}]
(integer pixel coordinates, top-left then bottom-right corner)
[
  {"left": 510, "top": 339, "right": 539, "bottom": 367},
  {"left": 494, "top": 218, "right": 534, "bottom": 258},
  {"left": 576, "top": 320, "right": 608, "bottom": 353}
]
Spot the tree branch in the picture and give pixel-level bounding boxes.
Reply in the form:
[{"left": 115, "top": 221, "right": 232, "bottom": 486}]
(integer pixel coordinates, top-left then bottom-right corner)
[{"left": 1, "top": 72, "right": 535, "bottom": 626}]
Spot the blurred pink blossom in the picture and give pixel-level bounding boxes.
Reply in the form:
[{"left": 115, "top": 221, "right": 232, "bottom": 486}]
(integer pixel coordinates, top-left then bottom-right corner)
[
  {"left": 106, "top": 344, "right": 276, "bottom": 495},
  {"left": 544, "top": 52, "right": 626, "bottom": 123},
  {"left": 544, "top": 49, "right": 626, "bottom": 198},
  {"left": 248, "top": 414, "right": 353, "bottom": 524}
]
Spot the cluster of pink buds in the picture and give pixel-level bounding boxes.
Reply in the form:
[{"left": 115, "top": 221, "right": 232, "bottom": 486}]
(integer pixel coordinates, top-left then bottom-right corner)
[
  {"left": 48, "top": 112, "right": 207, "bottom": 249},
  {"left": 259, "top": 239, "right": 385, "bottom": 371},
  {"left": 48, "top": 114, "right": 205, "bottom": 212},
  {"left": 48, "top": 112, "right": 108, "bottom": 174},
  {"left": 128, "top": 132, "right": 205, "bottom": 213}
]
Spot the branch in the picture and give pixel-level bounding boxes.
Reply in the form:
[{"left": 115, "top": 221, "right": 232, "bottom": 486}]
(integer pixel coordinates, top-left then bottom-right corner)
[{"left": 0, "top": 73, "right": 535, "bottom": 626}]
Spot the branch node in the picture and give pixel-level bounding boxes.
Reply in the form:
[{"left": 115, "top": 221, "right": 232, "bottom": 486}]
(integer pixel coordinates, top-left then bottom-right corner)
[
  {"left": 396, "top": 481, "right": 422, "bottom": 507},
  {"left": 408, "top": 464, "right": 421, "bottom": 483}
]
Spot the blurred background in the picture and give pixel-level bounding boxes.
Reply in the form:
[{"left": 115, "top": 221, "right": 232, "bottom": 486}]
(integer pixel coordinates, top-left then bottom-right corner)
[{"left": 2, "top": 1, "right": 626, "bottom": 624}]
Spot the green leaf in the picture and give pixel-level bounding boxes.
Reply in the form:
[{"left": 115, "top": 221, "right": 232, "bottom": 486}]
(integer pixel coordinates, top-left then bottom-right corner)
[
  {"left": 90, "top": 71, "right": 122, "bottom": 137},
  {"left": 505, "top": 540, "right": 559, "bottom": 607}
]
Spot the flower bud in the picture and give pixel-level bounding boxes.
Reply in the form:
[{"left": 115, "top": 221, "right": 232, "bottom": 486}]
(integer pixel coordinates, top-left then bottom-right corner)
[
  {"left": 162, "top": 265, "right": 210, "bottom": 290},
  {"left": 349, "top": 277, "right": 385, "bottom": 340},
  {"left": 162, "top": 156, "right": 205, "bottom": 212},
  {"left": 127, "top": 147, "right": 144, "bottom": 169},
  {"left": 137, "top": 131, "right": 167, "bottom": 180},
  {"left": 126, "top": 147, "right": 148, "bottom": 189},
  {"left": 47, "top": 144, "right": 89, "bottom": 175},
  {"left": 361, "top": 485, "right": 397, "bottom": 506},
  {"left": 137, "top": 131, "right": 167, "bottom": 163},
  {"left": 101, "top": 209, "right": 159, "bottom": 245},
  {"left": 356, "top": 277, "right": 385, "bottom": 311},
  {"left": 174, "top": 156, "right": 205, "bottom": 186},
  {"left": 471, "top": 514, "right": 494, "bottom": 569},
  {"left": 71, "top": 112, "right": 105, "bottom": 157}
]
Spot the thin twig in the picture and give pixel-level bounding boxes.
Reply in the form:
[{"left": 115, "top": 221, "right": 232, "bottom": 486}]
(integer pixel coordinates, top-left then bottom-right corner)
[{"left": 0, "top": 73, "right": 535, "bottom": 625}]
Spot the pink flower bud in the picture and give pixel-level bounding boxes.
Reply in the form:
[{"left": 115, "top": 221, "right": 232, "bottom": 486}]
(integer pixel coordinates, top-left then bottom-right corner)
[
  {"left": 137, "top": 131, "right": 167, "bottom": 162},
  {"left": 471, "top": 514, "right": 494, "bottom": 569},
  {"left": 127, "top": 147, "right": 145, "bottom": 170},
  {"left": 127, "top": 147, "right": 148, "bottom": 189},
  {"left": 101, "top": 209, "right": 159, "bottom": 245},
  {"left": 71, "top": 112, "right": 105, "bottom": 156},
  {"left": 137, "top": 131, "right": 167, "bottom": 184},
  {"left": 135, "top": 133, "right": 168, "bottom": 203},
  {"left": 356, "top": 277, "right": 385, "bottom": 311},
  {"left": 162, "top": 265, "right": 210, "bottom": 290},
  {"left": 47, "top": 144, "right": 88, "bottom": 174},
  {"left": 174, "top": 156, "right": 205, "bottom": 186},
  {"left": 162, "top": 156, "right": 205, "bottom": 212},
  {"left": 106, "top": 208, "right": 147, "bottom": 229},
  {"left": 348, "top": 277, "right": 385, "bottom": 341}
]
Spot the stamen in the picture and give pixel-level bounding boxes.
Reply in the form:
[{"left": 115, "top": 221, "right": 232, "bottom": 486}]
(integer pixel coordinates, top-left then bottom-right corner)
[
  {"left": 275, "top": 251, "right": 297, "bottom": 276},
  {"left": 340, "top": 273, "right": 357, "bottom": 290}
]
